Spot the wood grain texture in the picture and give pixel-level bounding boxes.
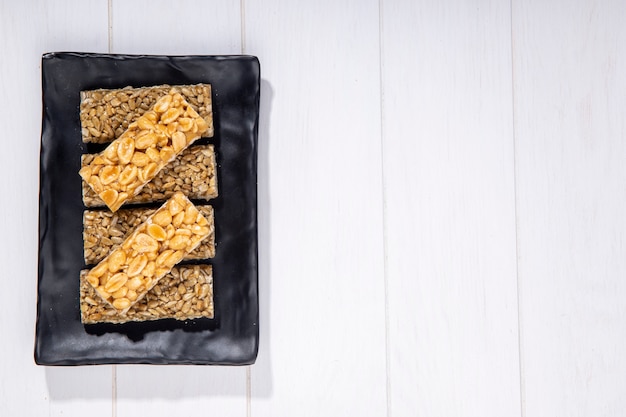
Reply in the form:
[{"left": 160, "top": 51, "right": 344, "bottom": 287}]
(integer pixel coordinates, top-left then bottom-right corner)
[
  {"left": 245, "top": 0, "right": 387, "bottom": 415},
  {"left": 110, "top": 1, "right": 248, "bottom": 416},
  {"left": 381, "top": 1, "right": 521, "bottom": 416},
  {"left": 116, "top": 366, "right": 248, "bottom": 416},
  {"left": 0, "top": 1, "right": 110, "bottom": 416},
  {"left": 111, "top": 0, "right": 241, "bottom": 55},
  {"left": 513, "top": 1, "right": 626, "bottom": 415}
]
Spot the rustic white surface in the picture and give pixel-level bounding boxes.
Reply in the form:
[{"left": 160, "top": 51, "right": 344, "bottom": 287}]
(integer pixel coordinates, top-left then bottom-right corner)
[
  {"left": 512, "top": 1, "right": 626, "bottom": 415},
  {"left": 245, "top": 0, "right": 387, "bottom": 415},
  {"left": 111, "top": 0, "right": 241, "bottom": 55},
  {"left": 0, "top": 1, "right": 112, "bottom": 417},
  {"left": 381, "top": 1, "right": 521, "bottom": 416},
  {"left": 2, "top": 0, "right": 626, "bottom": 415}
]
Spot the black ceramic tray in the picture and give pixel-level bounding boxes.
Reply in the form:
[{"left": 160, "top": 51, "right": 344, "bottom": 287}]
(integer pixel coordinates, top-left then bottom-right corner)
[{"left": 35, "top": 53, "right": 259, "bottom": 365}]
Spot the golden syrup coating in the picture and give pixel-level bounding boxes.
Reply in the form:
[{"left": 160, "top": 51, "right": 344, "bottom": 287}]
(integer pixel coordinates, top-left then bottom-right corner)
[
  {"left": 79, "top": 89, "right": 210, "bottom": 212},
  {"left": 84, "top": 193, "right": 211, "bottom": 313}
]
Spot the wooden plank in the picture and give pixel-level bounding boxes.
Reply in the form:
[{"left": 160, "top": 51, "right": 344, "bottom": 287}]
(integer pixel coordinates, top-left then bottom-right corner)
[
  {"left": 111, "top": 0, "right": 241, "bottom": 54},
  {"left": 512, "top": 1, "right": 626, "bottom": 415},
  {"left": 0, "top": 1, "right": 111, "bottom": 416},
  {"left": 381, "top": 1, "right": 521, "bottom": 415},
  {"left": 46, "top": 367, "right": 115, "bottom": 417},
  {"left": 115, "top": 366, "right": 248, "bottom": 415},
  {"left": 245, "top": 1, "right": 387, "bottom": 415},
  {"left": 110, "top": 1, "right": 248, "bottom": 416}
]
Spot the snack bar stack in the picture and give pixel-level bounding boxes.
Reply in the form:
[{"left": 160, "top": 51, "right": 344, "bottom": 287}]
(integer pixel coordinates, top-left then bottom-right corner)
[
  {"left": 83, "top": 205, "right": 215, "bottom": 265},
  {"left": 84, "top": 192, "right": 212, "bottom": 314},
  {"left": 80, "top": 265, "right": 214, "bottom": 324},
  {"left": 82, "top": 145, "right": 218, "bottom": 207},
  {"left": 79, "top": 89, "right": 210, "bottom": 212},
  {"left": 80, "top": 84, "right": 213, "bottom": 143}
]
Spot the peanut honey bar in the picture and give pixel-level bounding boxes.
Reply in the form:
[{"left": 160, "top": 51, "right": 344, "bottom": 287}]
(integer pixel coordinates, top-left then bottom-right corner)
[
  {"left": 83, "top": 205, "right": 215, "bottom": 265},
  {"left": 84, "top": 193, "right": 211, "bottom": 313},
  {"left": 80, "top": 265, "right": 214, "bottom": 324},
  {"left": 82, "top": 145, "right": 218, "bottom": 207},
  {"left": 80, "top": 84, "right": 213, "bottom": 144},
  {"left": 79, "top": 90, "right": 210, "bottom": 212}
]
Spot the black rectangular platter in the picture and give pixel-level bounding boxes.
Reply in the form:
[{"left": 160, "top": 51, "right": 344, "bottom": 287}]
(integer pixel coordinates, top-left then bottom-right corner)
[{"left": 35, "top": 52, "right": 259, "bottom": 365}]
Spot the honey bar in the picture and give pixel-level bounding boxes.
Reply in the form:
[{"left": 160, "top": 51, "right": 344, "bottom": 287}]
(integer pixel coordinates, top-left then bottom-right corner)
[
  {"left": 80, "top": 84, "right": 213, "bottom": 144},
  {"left": 82, "top": 145, "right": 218, "bottom": 207},
  {"left": 80, "top": 265, "right": 214, "bottom": 324},
  {"left": 83, "top": 205, "right": 215, "bottom": 265},
  {"left": 84, "top": 193, "right": 211, "bottom": 313},
  {"left": 79, "top": 90, "right": 210, "bottom": 212}
]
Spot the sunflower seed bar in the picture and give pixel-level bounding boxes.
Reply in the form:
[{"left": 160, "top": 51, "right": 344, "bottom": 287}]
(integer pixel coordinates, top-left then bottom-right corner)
[
  {"left": 82, "top": 144, "right": 218, "bottom": 207},
  {"left": 80, "top": 265, "right": 214, "bottom": 324},
  {"left": 79, "top": 90, "right": 210, "bottom": 212},
  {"left": 83, "top": 205, "right": 215, "bottom": 265},
  {"left": 84, "top": 193, "right": 211, "bottom": 313},
  {"left": 80, "top": 84, "right": 213, "bottom": 144}
]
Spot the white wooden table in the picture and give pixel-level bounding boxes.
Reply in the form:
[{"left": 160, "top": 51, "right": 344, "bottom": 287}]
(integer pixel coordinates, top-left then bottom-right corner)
[{"left": 2, "top": 0, "right": 625, "bottom": 415}]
